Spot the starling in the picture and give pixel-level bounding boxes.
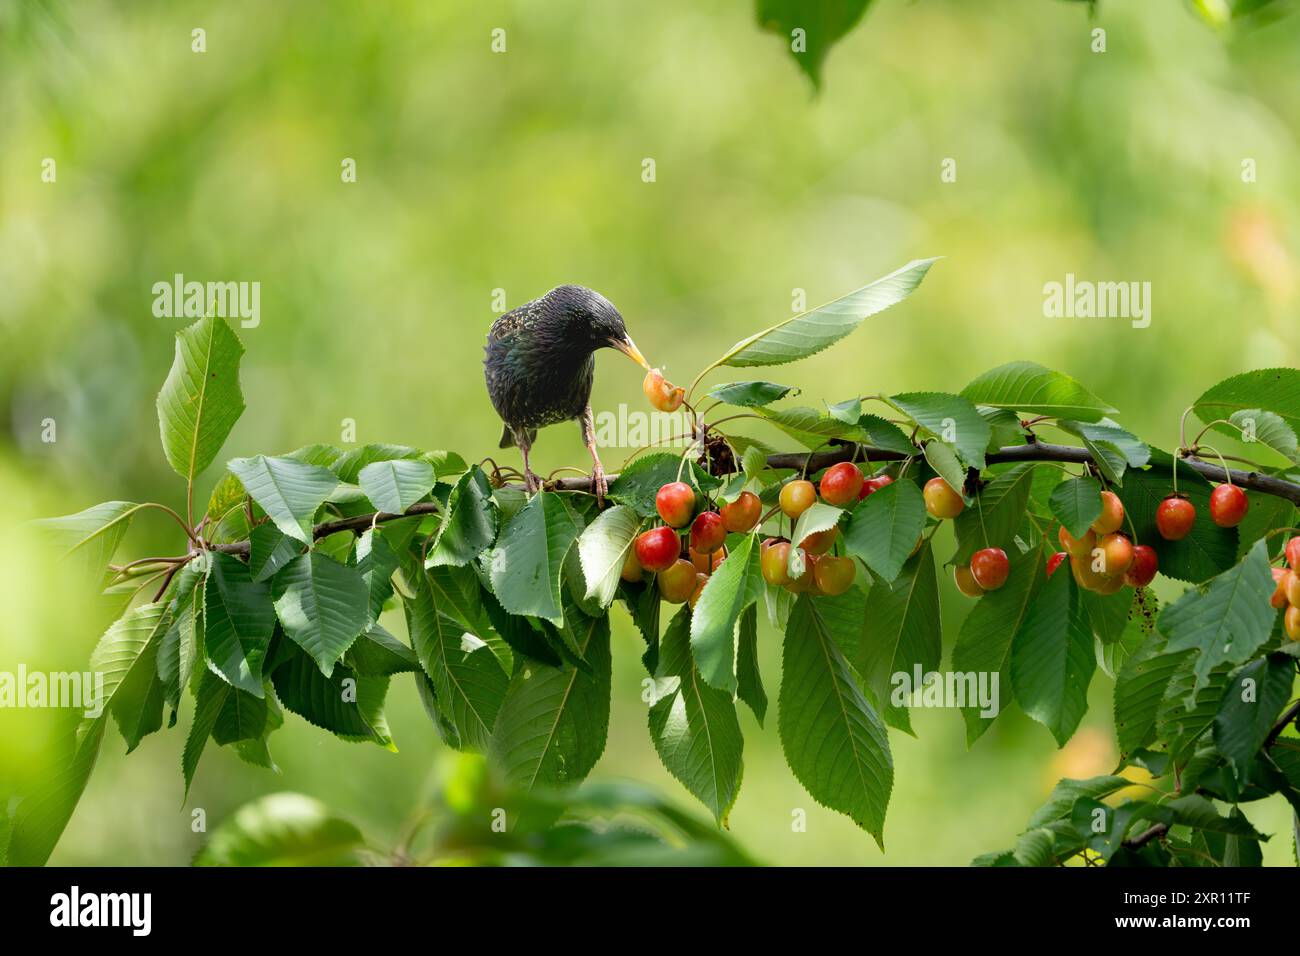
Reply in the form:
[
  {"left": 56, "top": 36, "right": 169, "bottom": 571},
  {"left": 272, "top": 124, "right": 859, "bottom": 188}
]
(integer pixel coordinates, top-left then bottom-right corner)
[{"left": 484, "top": 285, "right": 649, "bottom": 500}]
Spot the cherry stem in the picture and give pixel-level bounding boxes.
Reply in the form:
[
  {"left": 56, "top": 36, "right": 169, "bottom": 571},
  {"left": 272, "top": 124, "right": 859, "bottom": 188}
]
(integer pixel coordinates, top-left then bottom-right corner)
[{"left": 1195, "top": 444, "right": 1233, "bottom": 485}]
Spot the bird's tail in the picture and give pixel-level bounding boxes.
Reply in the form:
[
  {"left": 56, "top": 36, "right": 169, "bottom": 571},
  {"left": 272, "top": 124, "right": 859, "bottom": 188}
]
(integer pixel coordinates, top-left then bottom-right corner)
[{"left": 499, "top": 425, "right": 537, "bottom": 449}]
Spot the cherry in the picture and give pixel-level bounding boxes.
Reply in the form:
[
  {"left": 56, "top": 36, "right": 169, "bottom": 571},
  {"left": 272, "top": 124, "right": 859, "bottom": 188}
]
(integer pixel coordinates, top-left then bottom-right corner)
[
  {"left": 690, "top": 511, "right": 727, "bottom": 554},
  {"left": 1270, "top": 569, "right": 1290, "bottom": 610},
  {"left": 656, "top": 481, "right": 696, "bottom": 528},
  {"left": 1286, "top": 570, "right": 1300, "bottom": 608},
  {"left": 690, "top": 546, "right": 725, "bottom": 574},
  {"left": 1058, "top": 525, "right": 1096, "bottom": 559},
  {"left": 635, "top": 526, "right": 680, "bottom": 573},
  {"left": 1046, "top": 551, "right": 1069, "bottom": 578},
  {"left": 658, "top": 558, "right": 698, "bottom": 604},
  {"left": 1287, "top": 537, "right": 1300, "bottom": 572},
  {"left": 1123, "top": 545, "right": 1158, "bottom": 588},
  {"left": 780, "top": 479, "right": 817, "bottom": 519},
  {"left": 1286, "top": 604, "right": 1300, "bottom": 642},
  {"left": 1094, "top": 573, "right": 1126, "bottom": 596},
  {"left": 858, "top": 474, "right": 894, "bottom": 500},
  {"left": 720, "top": 491, "right": 761, "bottom": 533},
  {"left": 1092, "top": 490, "right": 1125, "bottom": 536},
  {"left": 819, "top": 462, "right": 864, "bottom": 506},
  {"left": 689, "top": 573, "right": 709, "bottom": 610},
  {"left": 970, "top": 548, "right": 1010, "bottom": 590},
  {"left": 761, "top": 540, "right": 793, "bottom": 586},
  {"left": 1156, "top": 495, "right": 1195, "bottom": 541},
  {"left": 923, "top": 477, "right": 964, "bottom": 519},
  {"left": 1071, "top": 554, "right": 1107, "bottom": 592},
  {"left": 802, "top": 527, "right": 838, "bottom": 555},
  {"left": 642, "top": 368, "right": 684, "bottom": 412},
  {"left": 1097, "top": 533, "right": 1134, "bottom": 578},
  {"left": 785, "top": 552, "right": 819, "bottom": 594},
  {"left": 620, "top": 548, "right": 644, "bottom": 583},
  {"left": 1209, "top": 484, "right": 1248, "bottom": 528},
  {"left": 814, "top": 555, "right": 857, "bottom": 596},
  {"left": 954, "top": 565, "right": 985, "bottom": 598}
]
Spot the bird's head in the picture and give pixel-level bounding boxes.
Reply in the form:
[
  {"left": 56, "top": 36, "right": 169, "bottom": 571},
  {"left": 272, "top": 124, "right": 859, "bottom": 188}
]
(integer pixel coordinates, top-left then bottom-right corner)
[{"left": 545, "top": 285, "right": 650, "bottom": 370}]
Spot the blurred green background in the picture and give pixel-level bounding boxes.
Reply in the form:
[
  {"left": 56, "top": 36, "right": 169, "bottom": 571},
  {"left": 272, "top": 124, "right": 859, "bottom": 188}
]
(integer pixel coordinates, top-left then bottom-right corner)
[{"left": 2, "top": 0, "right": 1298, "bottom": 865}]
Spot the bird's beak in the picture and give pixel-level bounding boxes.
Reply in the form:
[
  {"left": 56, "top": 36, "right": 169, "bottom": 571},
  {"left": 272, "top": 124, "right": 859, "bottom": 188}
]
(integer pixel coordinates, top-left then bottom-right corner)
[{"left": 613, "top": 336, "right": 651, "bottom": 370}]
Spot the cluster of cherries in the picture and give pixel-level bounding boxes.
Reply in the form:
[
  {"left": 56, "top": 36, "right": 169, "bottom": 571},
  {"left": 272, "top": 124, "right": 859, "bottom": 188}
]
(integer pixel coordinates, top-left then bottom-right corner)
[
  {"left": 920, "top": 476, "right": 1015, "bottom": 596},
  {"left": 1043, "top": 490, "right": 1158, "bottom": 596},
  {"left": 1270, "top": 538, "right": 1300, "bottom": 641}
]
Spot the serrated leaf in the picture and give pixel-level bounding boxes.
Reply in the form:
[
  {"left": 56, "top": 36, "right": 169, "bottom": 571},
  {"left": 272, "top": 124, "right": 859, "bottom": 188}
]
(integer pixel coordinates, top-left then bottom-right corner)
[
  {"left": 156, "top": 316, "right": 245, "bottom": 483},
  {"left": 843, "top": 478, "right": 926, "bottom": 584},
  {"left": 922, "top": 438, "right": 966, "bottom": 495},
  {"left": 194, "top": 793, "right": 364, "bottom": 867},
  {"left": 780, "top": 594, "right": 893, "bottom": 846},
  {"left": 892, "top": 392, "right": 990, "bottom": 470},
  {"left": 31, "top": 501, "right": 140, "bottom": 582},
  {"left": 427, "top": 467, "right": 498, "bottom": 567},
  {"left": 1213, "top": 655, "right": 1296, "bottom": 768},
  {"left": 961, "top": 361, "right": 1116, "bottom": 422},
  {"left": 1194, "top": 368, "right": 1300, "bottom": 439},
  {"left": 271, "top": 551, "right": 369, "bottom": 677},
  {"left": 331, "top": 443, "right": 423, "bottom": 483},
  {"left": 249, "top": 523, "right": 300, "bottom": 583},
  {"left": 650, "top": 607, "right": 744, "bottom": 824},
  {"left": 228, "top": 455, "right": 339, "bottom": 544},
  {"left": 487, "top": 491, "right": 581, "bottom": 625},
  {"left": 705, "top": 381, "right": 799, "bottom": 407},
  {"left": 89, "top": 602, "right": 171, "bottom": 752},
  {"left": 576, "top": 505, "right": 642, "bottom": 610},
  {"left": 1227, "top": 408, "right": 1299, "bottom": 464},
  {"left": 787, "top": 502, "right": 843, "bottom": 576},
  {"left": 735, "top": 605, "right": 766, "bottom": 726},
  {"left": 203, "top": 552, "right": 276, "bottom": 697},
  {"left": 755, "top": 0, "right": 874, "bottom": 89},
  {"left": 358, "top": 458, "right": 436, "bottom": 515},
  {"left": 1113, "top": 633, "right": 1190, "bottom": 759},
  {"left": 690, "top": 533, "right": 764, "bottom": 694},
  {"left": 345, "top": 623, "right": 419, "bottom": 676},
  {"left": 1010, "top": 565, "right": 1096, "bottom": 746},
  {"left": 1049, "top": 475, "right": 1103, "bottom": 539},
  {"left": 271, "top": 644, "right": 391, "bottom": 744}
]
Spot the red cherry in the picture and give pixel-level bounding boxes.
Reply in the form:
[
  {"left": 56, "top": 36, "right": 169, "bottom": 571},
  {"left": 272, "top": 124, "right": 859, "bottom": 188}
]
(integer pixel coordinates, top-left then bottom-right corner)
[
  {"left": 1269, "top": 568, "right": 1289, "bottom": 610},
  {"left": 1046, "top": 551, "right": 1068, "bottom": 578},
  {"left": 1208, "top": 484, "right": 1248, "bottom": 528},
  {"left": 970, "top": 547, "right": 1010, "bottom": 590},
  {"left": 801, "top": 527, "right": 838, "bottom": 555},
  {"left": 819, "top": 462, "right": 865, "bottom": 506},
  {"left": 1123, "top": 544, "right": 1158, "bottom": 588},
  {"left": 858, "top": 474, "right": 895, "bottom": 500},
  {"left": 635, "top": 526, "right": 680, "bottom": 573},
  {"left": 720, "top": 491, "right": 761, "bottom": 533},
  {"left": 1287, "top": 537, "right": 1300, "bottom": 572},
  {"left": 1155, "top": 495, "right": 1196, "bottom": 541},
  {"left": 658, "top": 558, "right": 698, "bottom": 604},
  {"left": 689, "top": 511, "right": 727, "bottom": 554},
  {"left": 656, "top": 481, "right": 696, "bottom": 528}
]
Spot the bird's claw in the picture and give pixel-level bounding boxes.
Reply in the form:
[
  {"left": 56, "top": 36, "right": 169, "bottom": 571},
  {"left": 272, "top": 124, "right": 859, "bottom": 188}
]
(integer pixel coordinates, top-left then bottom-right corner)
[{"left": 590, "top": 463, "right": 607, "bottom": 506}]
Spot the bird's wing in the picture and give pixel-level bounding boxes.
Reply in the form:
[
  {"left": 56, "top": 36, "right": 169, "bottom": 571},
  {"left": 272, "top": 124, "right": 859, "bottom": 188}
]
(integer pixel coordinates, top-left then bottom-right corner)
[{"left": 487, "top": 301, "right": 537, "bottom": 342}]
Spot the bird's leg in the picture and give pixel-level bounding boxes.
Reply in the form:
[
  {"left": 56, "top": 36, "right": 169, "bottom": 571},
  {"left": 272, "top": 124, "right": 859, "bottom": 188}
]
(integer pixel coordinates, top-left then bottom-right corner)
[
  {"left": 516, "top": 430, "right": 541, "bottom": 494},
  {"left": 581, "top": 405, "right": 607, "bottom": 506}
]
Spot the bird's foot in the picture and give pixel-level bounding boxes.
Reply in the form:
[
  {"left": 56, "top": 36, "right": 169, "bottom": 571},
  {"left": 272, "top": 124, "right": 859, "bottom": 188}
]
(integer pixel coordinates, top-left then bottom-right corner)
[
  {"left": 590, "top": 462, "right": 607, "bottom": 506},
  {"left": 524, "top": 469, "right": 542, "bottom": 494}
]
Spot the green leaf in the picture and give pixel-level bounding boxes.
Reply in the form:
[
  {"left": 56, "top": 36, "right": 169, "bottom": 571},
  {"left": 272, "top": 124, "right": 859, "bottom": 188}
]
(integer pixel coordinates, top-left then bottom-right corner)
[
  {"left": 755, "top": 0, "right": 874, "bottom": 89},
  {"left": 270, "top": 645, "right": 391, "bottom": 745},
  {"left": 1116, "top": 458, "right": 1237, "bottom": 583},
  {"left": 212, "top": 687, "right": 269, "bottom": 745},
  {"left": 271, "top": 551, "right": 370, "bottom": 677},
  {"left": 649, "top": 607, "right": 745, "bottom": 825},
  {"left": 1158, "top": 540, "right": 1277, "bottom": 689},
  {"left": 1048, "top": 475, "right": 1102, "bottom": 539},
  {"left": 490, "top": 606, "right": 611, "bottom": 788},
  {"left": 228, "top": 455, "right": 339, "bottom": 544},
  {"left": 427, "top": 467, "right": 498, "bottom": 567},
  {"left": 606, "top": 453, "right": 720, "bottom": 517},
  {"left": 1228, "top": 409, "right": 1299, "bottom": 464},
  {"left": 951, "top": 540, "right": 1048, "bottom": 744},
  {"left": 194, "top": 793, "right": 364, "bottom": 866},
  {"left": 184, "top": 671, "right": 231, "bottom": 798},
  {"left": 690, "top": 532, "right": 764, "bottom": 694},
  {"left": 787, "top": 501, "right": 844, "bottom": 576},
  {"left": 249, "top": 523, "right": 301, "bottom": 583},
  {"left": 892, "top": 392, "right": 990, "bottom": 470},
  {"left": 1213, "top": 655, "right": 1296, "bottom": 768},
  {"left": 331, "top": 443, "right": 422, "bottom": 483},
  {"left": 31, "top": 501, "right": 140, "bottom": 581},
  {"left": 1164, "top": 794, "right": 1265, "bottom": 838},
  {"left": 487, "top": 491, "right": 581, "bottom": 625},
  {"left": 1113, "top": 634, "right": 1191, "bottom": 759},
  {"left": 1058, "top": 418, "right": 1150, "bottom": 487},
  {"left": 735, "top": 605, "right": 767, "bottom": 726},
  {"left": 6, "top": 716, "right": 106, "bottom": 866},
  {"left": 405, "top": 570, "right": 509, "bottom": 753},
  {"left": 755, "top": 405, "right": 882, "bottom": 450},
  {"left": 1026, "top": 775, "right": 1131, "bottom": 829},
  {"left": 843, "top": 478, "right": 927, "bottom": 583},
  {"left": 922, "top": 439, "right": 966, "bottom": 498},
  {"left": 705, "top": 380, "right": 799, "bottom": 407},
  {"left": 1010, "top": 565, "right": 1096, "bottom": 746},
  {"left": 345, "top": 623, "right": 419, "bottom": 676},
  {"left": 203, "top": 553, "right": 276, "bottom": 697},
  {"left": 858, "top": 541, "right": 941, "bottom": 733},
  {"left": 1194, "top": 368, "right": 1300, "bottom": 439},
  {"left": 576, "top": 505, "right": 642, "bottom": 610},
  {"left": 156, "top": 316, "right": 246, "bottom": 483},
  {"left": 780, "top": 595, "right": 893, "bottom": 846},
  {"left": 356, "top": 527, "right": 401, "bottom": 625},
  {"left": 357, "top": 458, "right": 436, "bottom": 515},
  {"left": 951, "top": 463, "right": 1035, "bottom": 565},
  {"left": 960, "top": 361, "right": 1117, "bottom": 422},
  {"left": 714, "top": 258, "right": 935, "bottom": 368}
]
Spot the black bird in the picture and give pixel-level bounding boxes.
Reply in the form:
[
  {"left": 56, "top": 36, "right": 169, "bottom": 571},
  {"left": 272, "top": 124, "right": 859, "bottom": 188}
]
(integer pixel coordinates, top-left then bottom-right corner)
[{"left": 484, "top": 285, "right": 649, "bottom": 500}]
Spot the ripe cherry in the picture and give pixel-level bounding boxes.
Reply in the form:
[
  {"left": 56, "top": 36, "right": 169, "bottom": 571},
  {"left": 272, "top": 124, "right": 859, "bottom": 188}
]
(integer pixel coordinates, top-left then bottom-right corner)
[
  {"left": 1094, "top": 573, "right": 1126, "bottom": 596},
  {"left": 1270, "top": 569, "right": 1290, "bottom": 610},
  {"left": 780, "top": 479, "right": 817, "bottom": 519},
  {"left": 819, "top": 462, "right": 864, "bottom": 506},
  {"left": 970, "top": 548, "right": 1010, "bottom": 590},
  {"left": 954, "top": 565, "right": 985, "bottom": 598},
  {"left": 1286, "top": 605, "right": 1300, "bottom": 642},
  {"left": 689, "top": 573, "right": 709, "bottom": 610},
  {"left": 1046, "top": 551, "right": 1069, "bottom": 578},
  {"left": 1091, "top": 490, "right": 1125, "bottom": 536},
  {"left": 635, "top": 526, "right": 680, "bottom": 574},
  {"left": 814, "top": 555, "right": 857, "bottom": 596},
  {"left": 761, "top": 540, "right": 793, "bottom": 586},
  {"left": 1287, "top": 537, "right": 1300, "bottom": 572},
  {"left": 1209, "top": 484, "right": 1248, "bottom": 528},
  {"left": 1071, "top": 554, "right": 1107, "bottom": 592},
  {"left": 656, "top": 481, "right": 696, "bottom": 528},
  {"left": 786, "top": 552, "right": 819, "bottom": 594},
  {"left": 1123, "top": 545, "right": 1158, "bottom": 588},
  {"left": 690, "top": 511, "right": 727, "bottom": 554},
  {"left": 858, "top": 474, "right": 894, "bottom": 500},
  {"left": 620, "top": 548, "right": 644, "bottom": 583},
  {"left": 1058, "top": 525, "right": 1096, "bottom": 559},
  {"left": 1286, "top": 570, "right": 1300, "bottom": 608},
  {"left": 642, "top": 368, "right": 684, "bottom": 412},
  {"left": 1097, "top": 533, "right": 1134, "bottom": 578},
  {"left": 802, "top": 527, "right": 838, "bottom": 555},
  {"left": 923, "top": 477, "right": 964, "bottom": 519},
  {"left": 690, "top": 546, "right": 725, "bottom": 574},
  {"left": 658, "top": 558, "right": 698, "bottom": 604},
  {"left": 1155, "top": 495, "right": 1195, "bottom": 541},
  {"left": 720, "top": 491, "right": 761, "bottom": 533}
]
